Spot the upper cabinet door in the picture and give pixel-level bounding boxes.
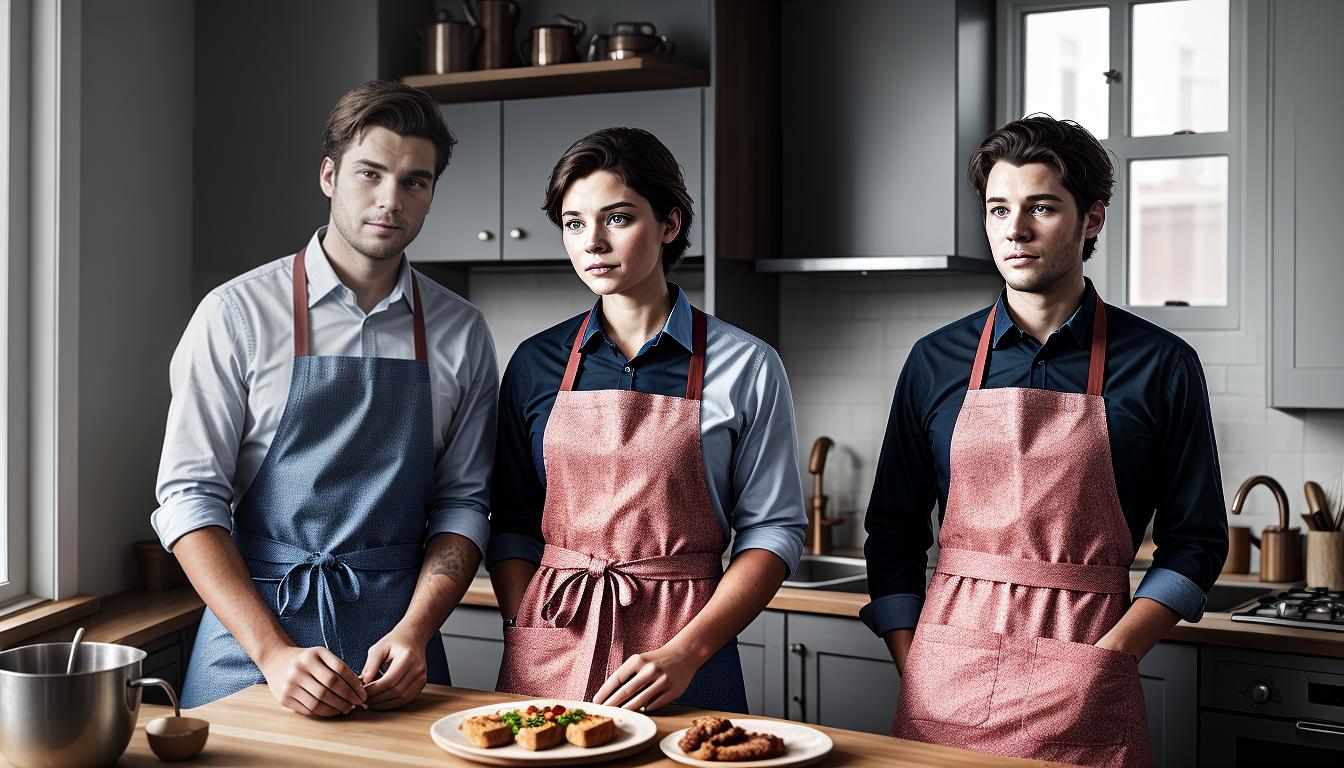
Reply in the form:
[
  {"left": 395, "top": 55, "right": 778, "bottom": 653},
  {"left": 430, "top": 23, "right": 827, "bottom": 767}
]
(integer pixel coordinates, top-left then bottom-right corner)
[
  {"left": 1269, "top": 0, "right": 1344, "bottom": 407},
  {"left": 500, "top": 88, "right": 704, "bottom": 262},
  {"left": 413, "top": 102, "right": 502, "bottom": 263}
]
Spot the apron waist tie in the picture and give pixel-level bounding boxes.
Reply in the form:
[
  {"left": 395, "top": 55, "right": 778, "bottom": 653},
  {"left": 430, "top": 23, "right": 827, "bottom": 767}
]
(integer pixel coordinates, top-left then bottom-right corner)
[
  {"left": 538, "top": 544, "right": 723, "bottom": 693},
  {"left": 234, "top": 532, "right": 423, "bottom": 659},
  {"left": 935, "top": 547, "right": 1131, "bottom": 595}
]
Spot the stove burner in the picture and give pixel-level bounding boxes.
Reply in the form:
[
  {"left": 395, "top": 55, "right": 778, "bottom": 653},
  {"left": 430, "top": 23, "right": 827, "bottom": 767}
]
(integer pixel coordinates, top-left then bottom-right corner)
[{"left": 1231, "top": 588, "right": 1344, "bottom": 632}]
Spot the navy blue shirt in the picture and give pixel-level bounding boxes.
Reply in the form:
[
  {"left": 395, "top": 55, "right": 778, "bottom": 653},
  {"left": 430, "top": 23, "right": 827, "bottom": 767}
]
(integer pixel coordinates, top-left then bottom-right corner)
[{"left": 861, "top": 281, "right": 1229, "bottom": 636}]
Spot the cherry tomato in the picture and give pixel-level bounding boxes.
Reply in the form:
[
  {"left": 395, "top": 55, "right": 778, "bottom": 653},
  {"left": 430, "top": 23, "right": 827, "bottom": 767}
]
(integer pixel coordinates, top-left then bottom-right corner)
[
  {"left": 552, "top": 705, "right": 566, "bottom": 715},
  {"left": 525, "top": 706, "right": 539, "bottom": 715}
]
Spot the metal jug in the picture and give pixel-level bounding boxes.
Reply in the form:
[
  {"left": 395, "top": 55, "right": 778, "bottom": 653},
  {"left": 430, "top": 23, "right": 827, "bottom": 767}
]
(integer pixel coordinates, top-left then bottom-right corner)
[
  {"left": 422, "top": 8, "right": 478, "bottom": 74},
  {"left": 463, "top": 0, "right": 520, "bottom": 69},
  {"left": 521, "top": 14, "right": 586, "bottom": 66}
]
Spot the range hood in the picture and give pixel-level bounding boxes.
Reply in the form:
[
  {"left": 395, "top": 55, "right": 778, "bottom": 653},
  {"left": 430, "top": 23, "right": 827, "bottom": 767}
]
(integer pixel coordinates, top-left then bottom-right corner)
[{"left": 755, "top": 255, "right": 995, "bottom": 274}]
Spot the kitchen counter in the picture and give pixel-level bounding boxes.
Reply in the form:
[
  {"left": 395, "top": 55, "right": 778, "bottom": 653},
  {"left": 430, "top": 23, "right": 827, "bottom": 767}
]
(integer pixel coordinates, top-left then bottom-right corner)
[{"left": 8, "top": 683, "right": 1052, "bottom": 767}]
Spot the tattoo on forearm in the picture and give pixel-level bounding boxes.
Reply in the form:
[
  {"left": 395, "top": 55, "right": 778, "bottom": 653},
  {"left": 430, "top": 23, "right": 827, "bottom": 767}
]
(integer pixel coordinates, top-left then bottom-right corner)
[{"left": 428, "top": 535, "right": 477, "bottom": 583}]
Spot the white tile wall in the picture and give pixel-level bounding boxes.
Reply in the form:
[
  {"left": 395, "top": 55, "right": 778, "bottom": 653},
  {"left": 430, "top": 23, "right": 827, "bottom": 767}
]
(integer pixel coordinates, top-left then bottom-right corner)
[{"left": 777, "top": 273, "right": 1344, "bottom": 563}]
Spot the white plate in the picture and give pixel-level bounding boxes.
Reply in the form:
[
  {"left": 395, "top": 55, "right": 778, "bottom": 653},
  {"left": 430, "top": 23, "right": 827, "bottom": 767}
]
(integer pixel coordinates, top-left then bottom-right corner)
[
  {"left": 429, "top": 698, "right": 659, "bottom": 766},
  {"left": 659, "top": 719, "right": 834, "bottom": 768}
]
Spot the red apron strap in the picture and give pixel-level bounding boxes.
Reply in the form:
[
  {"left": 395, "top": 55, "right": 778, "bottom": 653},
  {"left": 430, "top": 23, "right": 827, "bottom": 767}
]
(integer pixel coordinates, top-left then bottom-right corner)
[
  {"left": 409, "top": 272, "right": 428, "bottom": 363},
  {"left": 1087, "top": 297, "right": 1108, "bottom": 397},
  {"left": 292, "top": 247, "right": 311, "bottom": 357},
  {"left": 560, "top": 312, "right": 593, "bottom": 392},
  {"left": 968, "top": 303, "right": 996, "bottom": 391},
  {"left": 685, "top": 308, "right": 707, "bottom": 401}
]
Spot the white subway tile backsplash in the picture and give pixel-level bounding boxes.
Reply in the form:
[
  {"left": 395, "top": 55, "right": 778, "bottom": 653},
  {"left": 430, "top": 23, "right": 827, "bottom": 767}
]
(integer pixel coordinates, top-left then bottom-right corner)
[
  {"left": 1202, "top": 364, "right": 1228, "bottom": 394},
  {"left": 1225, "top": 364, "right": 1267, "bottom": 397}
]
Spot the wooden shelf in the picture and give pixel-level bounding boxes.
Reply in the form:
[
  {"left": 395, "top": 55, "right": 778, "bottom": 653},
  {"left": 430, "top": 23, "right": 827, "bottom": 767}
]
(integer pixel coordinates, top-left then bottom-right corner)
[{"left": 402, "top": 57, "right": 709, "bottom": 103}]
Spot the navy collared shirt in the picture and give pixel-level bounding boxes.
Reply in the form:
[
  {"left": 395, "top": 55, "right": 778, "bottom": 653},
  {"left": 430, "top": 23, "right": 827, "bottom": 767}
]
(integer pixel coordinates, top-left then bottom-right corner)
[
  {"left": 861, "top": 280, "right": 1229, "bottom": 636},
  {"left": 487, "top": 284, "right": 807, "bottom": 574}
]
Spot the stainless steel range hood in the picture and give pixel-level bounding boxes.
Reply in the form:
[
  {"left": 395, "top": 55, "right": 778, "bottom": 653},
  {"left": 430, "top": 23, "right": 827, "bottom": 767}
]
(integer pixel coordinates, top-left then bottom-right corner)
[{"left": 755, "top": 255, "right": 996, "bottom": 274}]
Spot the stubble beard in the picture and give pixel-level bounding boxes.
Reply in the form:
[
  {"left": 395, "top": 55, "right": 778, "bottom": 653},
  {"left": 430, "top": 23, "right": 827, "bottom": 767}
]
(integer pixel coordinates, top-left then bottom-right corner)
[
  {"left": 329, "top": 192, "right": 415, "bottom": 264},
  {"left": 1003, "top": 217, "right": 1086, "bottom": 295}
]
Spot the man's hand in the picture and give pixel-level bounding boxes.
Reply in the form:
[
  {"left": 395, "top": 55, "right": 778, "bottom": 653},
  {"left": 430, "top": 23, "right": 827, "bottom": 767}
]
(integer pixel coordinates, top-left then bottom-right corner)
[
  {"left": 361, "top": 624, "right": 429, "bottom": 709},
  {"left": 258, "top": 645, "right": 367, "bottom": 716},
  {"left": 593, "top": 641, "right": 705, "bottom": 713}
]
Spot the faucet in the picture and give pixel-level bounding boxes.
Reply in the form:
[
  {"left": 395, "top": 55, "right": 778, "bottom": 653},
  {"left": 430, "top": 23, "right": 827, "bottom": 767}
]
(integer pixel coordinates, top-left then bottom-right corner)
[
  {"left": 1230, "top": 474, "right": 1290, "bottom": 530},
  {"left": 805, "top": 437, "right": 845, "bottom": 555}
]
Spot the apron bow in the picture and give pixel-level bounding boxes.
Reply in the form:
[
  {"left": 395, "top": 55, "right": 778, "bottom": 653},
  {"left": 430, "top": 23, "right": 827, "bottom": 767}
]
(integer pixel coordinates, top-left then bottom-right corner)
[{"left": 540, "top": 556, "right": 640, "bottom": 628}]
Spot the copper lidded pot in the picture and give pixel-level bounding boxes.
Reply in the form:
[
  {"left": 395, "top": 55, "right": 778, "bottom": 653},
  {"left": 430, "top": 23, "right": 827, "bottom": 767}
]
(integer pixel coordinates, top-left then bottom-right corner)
[
  {"left": 422, "top": 8, "right": 477, "bottom": 74},
  {"left": 587, "top": 20, "right": 675, "bottom": 61}
]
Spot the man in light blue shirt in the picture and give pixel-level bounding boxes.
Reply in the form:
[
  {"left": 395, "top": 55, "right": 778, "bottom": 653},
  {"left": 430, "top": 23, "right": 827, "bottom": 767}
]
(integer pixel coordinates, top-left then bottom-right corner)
[{"left": 152, "top": 81, "right": 497, "bottom": 714}]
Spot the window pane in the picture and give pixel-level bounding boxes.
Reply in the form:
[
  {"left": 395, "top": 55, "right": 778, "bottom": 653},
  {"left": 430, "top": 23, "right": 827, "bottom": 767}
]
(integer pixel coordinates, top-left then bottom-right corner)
[
  {"left": 1128, "top": 157, "right": 1228, "bottom": 306},
  {"left": 1132, "top": 0, "right": 1229, "bottom": 137},
  {"left": 1023, "top": 7, "right": 1110, "bottom": 139}
]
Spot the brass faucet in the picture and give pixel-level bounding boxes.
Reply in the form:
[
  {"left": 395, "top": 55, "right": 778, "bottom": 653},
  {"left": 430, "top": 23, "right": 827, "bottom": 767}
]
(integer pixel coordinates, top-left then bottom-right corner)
[
  {"left": 1230, "top": 474, "right": 1289, "bottom": 530},
  {"left": 805, "top": 437, "right": 845, "bottom": 555}
]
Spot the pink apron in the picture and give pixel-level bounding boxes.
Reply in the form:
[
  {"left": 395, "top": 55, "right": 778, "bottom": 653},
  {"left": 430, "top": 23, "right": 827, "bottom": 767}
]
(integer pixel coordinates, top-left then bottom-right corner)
[
  {"left": 891, "top": 299, "right": 1151, "bottom": 768},
  {"left": 497, "top": 308, "right": 748, "bottom": 709}
]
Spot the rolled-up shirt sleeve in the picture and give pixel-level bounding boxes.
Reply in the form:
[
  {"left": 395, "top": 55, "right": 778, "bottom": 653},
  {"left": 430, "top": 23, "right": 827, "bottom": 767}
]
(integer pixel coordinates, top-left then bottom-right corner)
[
  {"left": 486, "top": 348, "right": 548, "bottom": 568},
  {"left": 860, "top": 345, "right": 938, "bottom": 636},
  {"left": 1134, "top": 350, "right": 1228, "bottom": 622},
  {"left": 727, "top": 347, "right": 807, "bottom": 576},
  {"left": 152, "top": 293, "right": 250, "bottom": 551},
  {"left": 427, "top": 312, "right": 498, "bottom": 557}
]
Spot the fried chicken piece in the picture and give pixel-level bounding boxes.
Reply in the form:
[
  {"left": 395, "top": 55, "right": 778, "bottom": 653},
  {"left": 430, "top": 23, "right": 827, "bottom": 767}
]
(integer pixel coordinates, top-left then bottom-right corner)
[
  {"left": 708, "top": 727, "right": 748, "bottom": 746},
  {"left": 678, "top": 716, "right": 734, "bottom": 752},
  {"left": 689, "top": 732, "right": 788, "bottom": 762}
]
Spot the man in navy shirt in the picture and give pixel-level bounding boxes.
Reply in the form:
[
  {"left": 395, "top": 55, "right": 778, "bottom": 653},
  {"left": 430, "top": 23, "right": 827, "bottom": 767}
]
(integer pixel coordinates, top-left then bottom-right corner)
[{"left": 868, "top": 116, "right": 1227, "bottom": 764}]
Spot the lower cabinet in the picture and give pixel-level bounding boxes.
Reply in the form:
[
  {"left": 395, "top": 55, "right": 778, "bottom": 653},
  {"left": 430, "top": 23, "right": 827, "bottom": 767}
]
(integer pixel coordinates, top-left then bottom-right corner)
[
  {"left": 440, "top": 605, "right": 504, "bottom": 692},
  {"left": 782, "top": 613, "right": 902, "bottom": 735},
  {"left": 1137, "top": 641, "right": 1199, "bottom": 768},
  {"left": 138, "top": 623, "right": 199, "bottom": 706}
]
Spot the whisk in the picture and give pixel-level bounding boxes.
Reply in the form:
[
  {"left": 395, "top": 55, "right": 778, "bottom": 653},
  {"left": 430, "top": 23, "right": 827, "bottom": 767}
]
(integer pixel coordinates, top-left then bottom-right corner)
[{"left": 1322, "top": 468, "right": 1344, "bottom": 530}]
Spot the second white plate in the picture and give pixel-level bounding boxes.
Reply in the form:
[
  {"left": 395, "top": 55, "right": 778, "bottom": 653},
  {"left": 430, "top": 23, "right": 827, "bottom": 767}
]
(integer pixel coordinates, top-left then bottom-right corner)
[{"left": 659, "top": 719, "right": 834, "bottom": 768}]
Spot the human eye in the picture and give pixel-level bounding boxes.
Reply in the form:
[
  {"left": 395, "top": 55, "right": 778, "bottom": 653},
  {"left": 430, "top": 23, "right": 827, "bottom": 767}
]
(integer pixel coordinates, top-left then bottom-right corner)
[
  {"left": 358, "top": 169, "right": 378, "bottom": 181},
  {"left": 987, "top": 206, "right": 1008, "bottom": 218},
  {"left": 563, "top": 219, "right": 584, "bottom": 232},
  {"left": 406, "top": 178, "right": 427, "bottom": 190},
  {"left": 1030, "top": 203, "right": 1054, "bottom": 215},
  {"left": 607, "top": 212, "right": 631, "bottom": 225}
]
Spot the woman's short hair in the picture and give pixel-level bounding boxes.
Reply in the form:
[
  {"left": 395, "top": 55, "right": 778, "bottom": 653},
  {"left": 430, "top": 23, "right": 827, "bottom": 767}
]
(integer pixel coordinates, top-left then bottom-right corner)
[
  {"left": 543, "top": 127, "right": 694, "bottom": 273},
  {"left": 967, "top": 114, "right": 1114, "bottom": 261},
  {"left": 322, "top": 80, "right": 456, "bottom": 182}
]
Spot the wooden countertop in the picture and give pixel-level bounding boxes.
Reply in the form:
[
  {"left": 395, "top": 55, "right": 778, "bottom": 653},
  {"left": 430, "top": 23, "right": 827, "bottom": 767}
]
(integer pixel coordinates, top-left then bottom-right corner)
[{"left": 15, "top": 684, "right": 1051, "bottom": 767}]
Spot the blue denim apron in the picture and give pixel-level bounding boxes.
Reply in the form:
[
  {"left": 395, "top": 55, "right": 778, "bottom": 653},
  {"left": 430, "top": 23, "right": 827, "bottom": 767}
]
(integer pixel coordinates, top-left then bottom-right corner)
[{"left": 181, "top": 246, "right": 450, "bottom": 708}]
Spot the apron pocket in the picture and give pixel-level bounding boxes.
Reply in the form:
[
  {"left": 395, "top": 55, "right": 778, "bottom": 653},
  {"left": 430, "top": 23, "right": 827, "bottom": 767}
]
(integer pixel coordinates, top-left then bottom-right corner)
[
  {"left": 497, "top": 625, "right": 582, "bottom": 697},
  {"left": 1024, "top": 636, "right": 1139, "bottom": 746},
  {"left": 904, "top": 623, "right": 1002, "bottom": 727}
]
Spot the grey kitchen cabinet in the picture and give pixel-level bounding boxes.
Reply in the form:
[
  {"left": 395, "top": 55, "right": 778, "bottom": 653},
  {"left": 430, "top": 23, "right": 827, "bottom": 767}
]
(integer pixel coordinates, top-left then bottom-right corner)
[
  {"left": 778, "top": 0, "right": 993, "bottom": 262},
  {"left": 739, "top": 611, "right": 788, "bottom": 718},
  {"left": 783, "top": 613, "right": 901, "bottom": 735},
  {"left": 1137, "top": 641, "right": 1200, "bottom": 768},
  {"left": 139, "top": 623, "right": 199, "bottom": 707},
  {"left": 413, "top": 89, "right": 704, "bottom": 264},
  {"left": 1268, "top": 0, "right": 1344, "bottom": 407},
  {"left": 441, "top": 604, "right": 504, "bottom": 691}
]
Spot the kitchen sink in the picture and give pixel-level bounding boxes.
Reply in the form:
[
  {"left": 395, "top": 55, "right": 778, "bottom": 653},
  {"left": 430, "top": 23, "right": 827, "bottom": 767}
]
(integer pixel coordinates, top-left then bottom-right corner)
[
  {"left": 1202, "top": 582, "right": 1277, "bottom": 613},
  {"left": 781, "top": 555, "right": 868, "bottom": 593}
]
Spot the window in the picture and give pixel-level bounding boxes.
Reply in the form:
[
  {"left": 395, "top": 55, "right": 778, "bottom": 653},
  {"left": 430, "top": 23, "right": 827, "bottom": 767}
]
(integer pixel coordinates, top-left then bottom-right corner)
[
  {"left": 1004, "top": 0, "right": 1242, "bottom": 329},
  {"left": 0, "top": 0, "right": 21, "bottom": 607}
]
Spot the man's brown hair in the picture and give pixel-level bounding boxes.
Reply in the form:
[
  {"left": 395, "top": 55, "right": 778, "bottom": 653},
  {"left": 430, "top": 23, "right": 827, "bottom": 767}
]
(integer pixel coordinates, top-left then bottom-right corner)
[
  {"left": 967, "top": 114, "right": 1114, "bottom": 261},
  {"left": 322, "top": 80, "right": 456, "bottom": 182},
  {"left": 543, "top": 127, "right": 694, "bottom": 273}
]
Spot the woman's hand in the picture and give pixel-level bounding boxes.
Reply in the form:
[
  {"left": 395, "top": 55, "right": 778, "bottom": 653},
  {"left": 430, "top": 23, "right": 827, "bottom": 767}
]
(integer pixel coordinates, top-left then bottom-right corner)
[{"left": 593, "top": 641, "right": 706, "bottom": 712}]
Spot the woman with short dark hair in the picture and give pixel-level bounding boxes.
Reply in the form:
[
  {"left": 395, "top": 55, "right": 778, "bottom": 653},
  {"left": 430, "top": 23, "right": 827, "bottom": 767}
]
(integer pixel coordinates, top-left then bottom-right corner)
[{"left": 487, "top": 128, "right": 806, "bottom": 713}]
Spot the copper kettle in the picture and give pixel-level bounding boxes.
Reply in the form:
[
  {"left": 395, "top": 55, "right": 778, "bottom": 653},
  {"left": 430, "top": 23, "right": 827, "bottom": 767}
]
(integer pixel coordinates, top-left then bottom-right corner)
[
  {"left": 521, "top": 14, "right": 586, "bottom": 66},
  {"left": 422, "top": 8, "right": 477, "bottom": 74}
]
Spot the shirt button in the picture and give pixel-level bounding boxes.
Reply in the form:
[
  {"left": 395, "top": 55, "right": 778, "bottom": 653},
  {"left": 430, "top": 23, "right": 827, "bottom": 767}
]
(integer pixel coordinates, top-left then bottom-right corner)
[
  {"left": 1035, "top": 360, "right": 1044, "bottom": 367},
  {"left": 623, "top": 366, "right": 632, "bottom": 373}
]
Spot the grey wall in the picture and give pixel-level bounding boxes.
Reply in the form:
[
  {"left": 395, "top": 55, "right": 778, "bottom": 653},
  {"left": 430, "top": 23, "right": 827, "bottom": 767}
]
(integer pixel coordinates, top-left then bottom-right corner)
[{"left": 78, "top": 0, "right": 196, "bottom": 593}]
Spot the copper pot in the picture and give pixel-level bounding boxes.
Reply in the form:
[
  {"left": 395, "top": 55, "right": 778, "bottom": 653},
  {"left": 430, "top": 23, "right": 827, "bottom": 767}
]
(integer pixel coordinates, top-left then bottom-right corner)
[
  {"left": 422, "top": 9, "right": 477, "bottom": 74},
  {"left": 521, "top": 14, "right": 586, "bottom": 66},
  {"left": 586, "top": 21, "right": 675, "bottom": 61},
  {"left": 463, "top": 0, "right": 519, "bottom": 70}
]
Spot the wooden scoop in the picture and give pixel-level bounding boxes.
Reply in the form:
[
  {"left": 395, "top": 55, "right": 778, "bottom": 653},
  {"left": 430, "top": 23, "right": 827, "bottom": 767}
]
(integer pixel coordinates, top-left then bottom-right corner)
[{"left": 130, "top": 678, "right": 209, "bottom": 761}]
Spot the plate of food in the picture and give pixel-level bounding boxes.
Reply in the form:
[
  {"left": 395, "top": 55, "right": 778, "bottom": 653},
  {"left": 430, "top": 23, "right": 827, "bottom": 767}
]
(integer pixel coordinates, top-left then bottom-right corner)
[
  {"left": 660, "top": 716, "right": 833, "bottom": 767},
  {"left": 430, "top": 699, "right": 658, "bottom": 766}
]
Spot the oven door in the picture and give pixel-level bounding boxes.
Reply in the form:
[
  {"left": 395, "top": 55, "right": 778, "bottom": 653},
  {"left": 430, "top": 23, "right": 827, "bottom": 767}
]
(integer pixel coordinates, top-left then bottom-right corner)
[{"left": 1201, "top": 712, "right": 1344, "bottom": 767}]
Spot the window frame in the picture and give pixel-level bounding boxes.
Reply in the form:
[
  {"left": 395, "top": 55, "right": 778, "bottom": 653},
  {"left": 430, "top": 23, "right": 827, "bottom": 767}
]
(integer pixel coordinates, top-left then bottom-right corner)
[{"left": 1000, "top": 0, "right": 1245, "bottom": 330}]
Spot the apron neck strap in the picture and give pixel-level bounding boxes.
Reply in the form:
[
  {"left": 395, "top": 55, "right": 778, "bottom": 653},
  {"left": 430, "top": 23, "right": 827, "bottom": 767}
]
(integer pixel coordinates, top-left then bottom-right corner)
[
  {"left": 559, "top": 307, "right": 708, "bottom": 401},
  {"left": 969, "top": 295, "right": 1108, "bottom": 396},
  {"left": 291, "top": 246, "right": 428, "bottom": 362}
]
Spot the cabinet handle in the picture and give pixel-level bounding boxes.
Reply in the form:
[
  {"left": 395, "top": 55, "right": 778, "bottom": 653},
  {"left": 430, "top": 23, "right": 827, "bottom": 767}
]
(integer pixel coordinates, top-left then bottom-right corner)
[
  {"left": 1297, "top": 721, "right": 1344, "bottom": 737},
  {"left": 789, "top": 643, "right": 806, "bottom": 656},
  {"left": 509, "top": 228, "right": 525, "bottom": 239},
  {"left": 477, "top": 230, "right": 493, "bottom": 241}
]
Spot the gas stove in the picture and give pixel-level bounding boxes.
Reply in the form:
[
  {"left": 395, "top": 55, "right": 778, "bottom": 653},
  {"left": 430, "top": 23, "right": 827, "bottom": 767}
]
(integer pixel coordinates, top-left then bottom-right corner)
[{"left": 1230, "top": 587, "right": 1344, "bottom": 632}]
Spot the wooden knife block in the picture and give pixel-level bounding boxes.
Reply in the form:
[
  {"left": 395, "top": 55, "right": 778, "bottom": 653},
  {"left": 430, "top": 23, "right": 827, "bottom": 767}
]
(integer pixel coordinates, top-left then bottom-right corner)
[
  {"left": 1259, "top": 527, "right": 1303, "bottom": 583},
  {"left": 1307, "top": 531, "right": 1344, "bottom": 590}
]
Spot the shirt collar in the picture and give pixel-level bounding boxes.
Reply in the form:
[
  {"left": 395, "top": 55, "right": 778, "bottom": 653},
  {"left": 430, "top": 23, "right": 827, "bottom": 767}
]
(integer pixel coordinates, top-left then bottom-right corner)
[
  {"left": 991, "top": 277, "right": 1097, "bottom": 349},
  {"left": 305, "top": 226, "right": 415, "bottom": 312},
  {"left": 580, "top": 282, "right": 693, "bottom": 353}
]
